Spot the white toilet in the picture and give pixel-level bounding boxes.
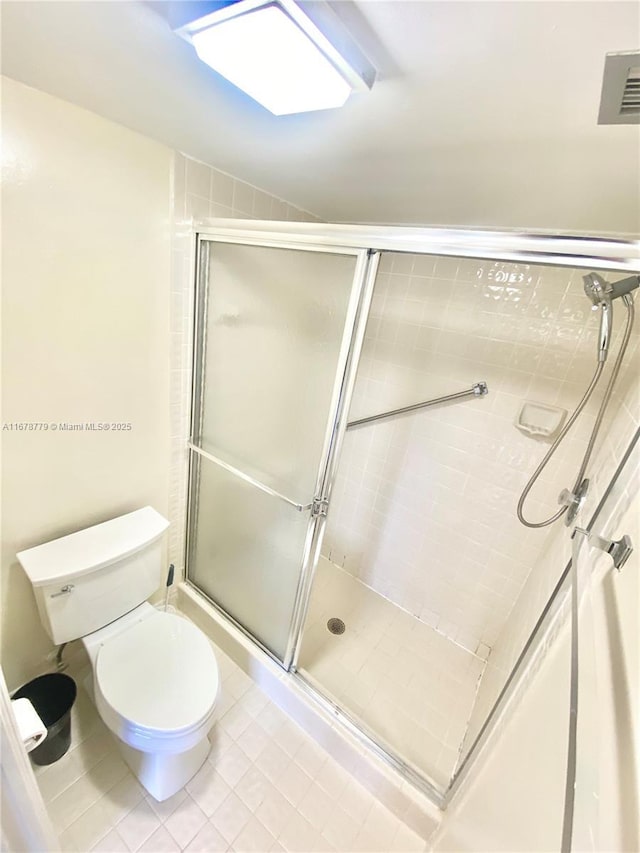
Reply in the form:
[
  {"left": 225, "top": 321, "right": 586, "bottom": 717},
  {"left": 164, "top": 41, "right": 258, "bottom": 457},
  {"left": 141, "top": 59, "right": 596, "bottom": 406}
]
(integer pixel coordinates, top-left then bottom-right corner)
[{"left": 17, "top": 506, "right": 220, "bottom": 801}]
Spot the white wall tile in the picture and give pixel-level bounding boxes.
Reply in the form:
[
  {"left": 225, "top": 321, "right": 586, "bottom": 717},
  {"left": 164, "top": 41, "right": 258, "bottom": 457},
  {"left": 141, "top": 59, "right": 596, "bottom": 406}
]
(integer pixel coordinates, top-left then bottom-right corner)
[{"left": 323, "top": 255, "right": 637, "bottom": 661}]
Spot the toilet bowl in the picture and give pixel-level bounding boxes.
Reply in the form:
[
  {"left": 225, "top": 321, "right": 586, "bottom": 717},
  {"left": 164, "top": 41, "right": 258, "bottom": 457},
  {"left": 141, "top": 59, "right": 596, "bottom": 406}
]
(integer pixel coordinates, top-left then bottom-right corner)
[
  {"left": 17, "top": 506, "right": 220, "bottom": 801},
  {"left": 83, "top": 602, "right": 219, "bottom": 800}
]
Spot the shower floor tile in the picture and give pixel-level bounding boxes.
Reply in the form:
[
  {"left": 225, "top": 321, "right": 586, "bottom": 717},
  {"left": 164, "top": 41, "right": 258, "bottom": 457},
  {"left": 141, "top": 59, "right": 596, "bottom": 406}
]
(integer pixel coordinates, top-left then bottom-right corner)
[
  {"left": 33, "top": 609, "right": 428, "bottom": 852},
  {"left": 297, "top": 558, "right": 486, "bottom": 788}
]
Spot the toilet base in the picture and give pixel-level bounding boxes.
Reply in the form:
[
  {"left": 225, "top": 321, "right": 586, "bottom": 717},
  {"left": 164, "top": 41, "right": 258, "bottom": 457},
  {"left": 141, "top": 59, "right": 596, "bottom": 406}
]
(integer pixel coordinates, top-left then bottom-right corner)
[
  {"left": 116, "top": 736, "right": 211, "bottom": 801},
  {"left": 82, "top": 665, "right": 215, "bottom": 802}
]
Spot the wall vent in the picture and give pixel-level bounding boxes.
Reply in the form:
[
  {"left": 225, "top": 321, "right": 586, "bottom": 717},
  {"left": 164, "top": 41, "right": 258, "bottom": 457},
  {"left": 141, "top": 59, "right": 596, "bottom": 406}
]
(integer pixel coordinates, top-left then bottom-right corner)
[{"left": 598, "top": 51, "right": 640, "bottom": 125}]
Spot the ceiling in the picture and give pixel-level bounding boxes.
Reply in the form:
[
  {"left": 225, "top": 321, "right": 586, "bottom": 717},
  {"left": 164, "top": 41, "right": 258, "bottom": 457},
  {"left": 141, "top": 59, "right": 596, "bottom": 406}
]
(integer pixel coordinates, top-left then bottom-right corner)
[{"left": 1, "top": 1, "right": 639, "bottom": 234}]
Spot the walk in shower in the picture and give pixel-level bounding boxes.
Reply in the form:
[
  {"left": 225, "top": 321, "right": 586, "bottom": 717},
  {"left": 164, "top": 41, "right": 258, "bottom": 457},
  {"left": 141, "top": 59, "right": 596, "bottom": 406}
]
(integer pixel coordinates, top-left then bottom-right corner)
[{"left": 185, "top": 223, "right": 639, "bottom": 803}]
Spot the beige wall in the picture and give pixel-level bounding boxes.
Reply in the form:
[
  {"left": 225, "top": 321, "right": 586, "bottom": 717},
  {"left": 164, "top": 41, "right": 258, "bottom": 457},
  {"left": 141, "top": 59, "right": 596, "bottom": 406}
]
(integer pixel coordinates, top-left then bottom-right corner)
[
  {"left": 432, "top": 445, "right": 639, "bottom": 852},
  {"left": 1, "top": 77, "right": 173, "bottom": 690}
]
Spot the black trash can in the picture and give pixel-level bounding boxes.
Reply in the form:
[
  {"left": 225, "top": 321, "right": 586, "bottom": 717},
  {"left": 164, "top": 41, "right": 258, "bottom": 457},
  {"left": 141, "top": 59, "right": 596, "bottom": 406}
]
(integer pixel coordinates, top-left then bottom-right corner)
[{"left": 13, "top": 673, "right": 77, "bottom": 766}]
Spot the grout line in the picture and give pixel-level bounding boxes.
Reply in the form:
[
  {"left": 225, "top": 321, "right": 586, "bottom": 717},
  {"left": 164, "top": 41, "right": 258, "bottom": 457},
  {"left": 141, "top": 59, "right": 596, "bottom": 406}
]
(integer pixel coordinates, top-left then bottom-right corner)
[{"left": 321, "top": 556, "right": 490, "bottom": 661}]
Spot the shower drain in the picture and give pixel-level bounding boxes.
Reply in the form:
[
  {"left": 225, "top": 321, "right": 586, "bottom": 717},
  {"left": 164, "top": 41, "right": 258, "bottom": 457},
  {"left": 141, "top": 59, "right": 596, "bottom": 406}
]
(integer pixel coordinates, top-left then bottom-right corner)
[{"left": 327, "top": 617, "right": 346, "bottom": 635}]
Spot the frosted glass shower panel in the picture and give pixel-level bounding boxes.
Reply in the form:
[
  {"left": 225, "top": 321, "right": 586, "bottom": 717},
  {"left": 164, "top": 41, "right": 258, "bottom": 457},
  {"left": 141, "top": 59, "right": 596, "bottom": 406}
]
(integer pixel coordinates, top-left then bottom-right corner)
[
  {"left": 189, "top": 458, "right": 313, "bottom": 660},
  {"left": 196, "top": 242, "right": 358, "bottom": 499}
]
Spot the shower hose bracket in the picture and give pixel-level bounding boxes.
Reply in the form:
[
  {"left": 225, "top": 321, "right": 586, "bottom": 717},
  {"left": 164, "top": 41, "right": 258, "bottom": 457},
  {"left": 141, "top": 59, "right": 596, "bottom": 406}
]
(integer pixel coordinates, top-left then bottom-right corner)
[{"left": 559, "top": 478, "right": 590, "bottom": 526}]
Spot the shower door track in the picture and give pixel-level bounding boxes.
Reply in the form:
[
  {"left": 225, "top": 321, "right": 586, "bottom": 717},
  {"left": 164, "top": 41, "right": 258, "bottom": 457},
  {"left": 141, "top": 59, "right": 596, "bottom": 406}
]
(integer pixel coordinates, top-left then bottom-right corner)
[
  {"left": 196, "top": 221, "right": 640, "bottom": 273},
  {"left": 292, "top": 668, "right": 447, "bottom": 808}
]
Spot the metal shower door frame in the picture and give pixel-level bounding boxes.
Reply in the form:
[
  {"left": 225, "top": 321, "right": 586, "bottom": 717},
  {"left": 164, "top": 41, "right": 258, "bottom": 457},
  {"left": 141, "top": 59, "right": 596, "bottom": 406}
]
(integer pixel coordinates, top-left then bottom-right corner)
[
  {"left": 185, "top": 232, "right": 379, "bottom": 671},
  {"left": 186, "top": 221, "right": 640, "bottom": 810}
]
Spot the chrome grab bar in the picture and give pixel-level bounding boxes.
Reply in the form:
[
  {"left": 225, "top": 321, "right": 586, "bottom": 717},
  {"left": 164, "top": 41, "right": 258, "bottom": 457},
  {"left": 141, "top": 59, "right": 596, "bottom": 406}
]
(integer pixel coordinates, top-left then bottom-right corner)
[
  {"left": 346, "top": 381, "right": 489, "bottom": 430},
  {"left": 187, "top": 443, "right": 313, "bottom": 512}
]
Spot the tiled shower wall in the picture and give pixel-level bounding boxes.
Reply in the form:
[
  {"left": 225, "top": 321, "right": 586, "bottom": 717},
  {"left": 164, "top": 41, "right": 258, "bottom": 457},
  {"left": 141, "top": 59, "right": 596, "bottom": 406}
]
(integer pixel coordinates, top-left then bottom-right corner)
[
  {"left": 464, "top": 309, "right": 639, "bottom": 747},
  {"left": 322, "top": 252, "right": 636, "bottom": 656},
  {"left": 167, "top": 152, "right": 318, "bottom": 579}
]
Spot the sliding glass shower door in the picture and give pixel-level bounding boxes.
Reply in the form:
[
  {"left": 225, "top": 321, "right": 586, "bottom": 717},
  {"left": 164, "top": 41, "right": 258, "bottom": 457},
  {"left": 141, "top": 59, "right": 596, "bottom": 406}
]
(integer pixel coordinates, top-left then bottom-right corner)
[{"left": 187, "top": 238, "right": 374, "bottom": 665}]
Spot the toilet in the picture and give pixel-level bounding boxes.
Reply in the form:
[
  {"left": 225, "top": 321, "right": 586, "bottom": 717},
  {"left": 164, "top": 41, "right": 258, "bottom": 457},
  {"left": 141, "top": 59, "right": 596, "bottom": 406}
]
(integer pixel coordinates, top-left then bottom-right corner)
[{"left": 17, "top": 506, "right": 220, "bottom": 801}]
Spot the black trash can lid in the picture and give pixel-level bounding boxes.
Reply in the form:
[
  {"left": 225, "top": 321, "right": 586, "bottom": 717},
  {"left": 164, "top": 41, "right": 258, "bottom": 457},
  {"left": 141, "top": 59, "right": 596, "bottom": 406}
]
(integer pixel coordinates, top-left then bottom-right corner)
[{"left": 13, "top": 673, "right": 77, "bottom": 727}]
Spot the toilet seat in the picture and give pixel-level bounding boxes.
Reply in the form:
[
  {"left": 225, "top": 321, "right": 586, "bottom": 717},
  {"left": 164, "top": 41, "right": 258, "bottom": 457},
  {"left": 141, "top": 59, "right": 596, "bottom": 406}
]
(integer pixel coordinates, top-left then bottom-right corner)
[{"left": 94, "top": 610, "right": 219, "bottom": 753}]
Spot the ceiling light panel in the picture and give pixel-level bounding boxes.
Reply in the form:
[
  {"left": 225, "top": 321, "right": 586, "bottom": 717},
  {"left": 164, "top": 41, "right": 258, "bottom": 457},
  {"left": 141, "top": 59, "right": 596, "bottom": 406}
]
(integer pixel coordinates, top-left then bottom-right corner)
[{"left": 176, "top": 0, "right": 375, "bottom": 116}]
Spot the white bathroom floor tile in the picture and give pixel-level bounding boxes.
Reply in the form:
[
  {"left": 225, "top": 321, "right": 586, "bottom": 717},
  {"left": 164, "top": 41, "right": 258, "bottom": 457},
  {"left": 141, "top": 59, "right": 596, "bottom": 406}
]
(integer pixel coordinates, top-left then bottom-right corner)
[
  {"left": 117, "top": 797, "right": 161, "bottom": 851},
  {"left": 255, "top": 742, "right": 290, "bottom": 784},
  {"left": 49, "top": 770, "right": 104, "bottom": 833},
  {"left": 321, "top": 804, "right": 360, "bottom": 850},
  {"left": 219, "top": 705, "right": 253, "bottom": 741},
  {"left": 35, "top": 611, "right": 431, "bottom": 852},
  {"left": 216, "top": 742, "right": 253, "bottom": 788},
  {"left": 255, "top": 788, "right": 298, "bottom": 840},
  {"left": 231, "top": 816, "right": 276, "bottom": 852},
  {"left": 100, "top": 773, "right": 146, "bottom": 826},
  {"left": 139, "top": 825, "right": 181, "bottom": 852},
  {"left": 163, "top": 795, "right": 208, "bottom": 849},
  {"left": 145, "top": 788, "right": 188, "bottom": 822},
  {"left": 90, "top": 827, "right": 129, "bottom": 852},
  {"left": 366, "top": 801, "right": 406, "bottom": 849},
  {"left": 297, "top": 782, "right": 334, "bottom": 833},
  {"left": 340, "top": 778, "right": 375, "bottom": 825},
  {"left": 390, "top": 822, "right": 430, "bottom": 852},
  {"left": 210, "top": 791, "right": 252, "bottom": 844},
  {"left": 275, "top": 760, "right": 313, "bottom": 808},
  {"left": 185, "top": 821, "right": 230, "bottom": 852},
  {"left": 59, "top": 795, "right": 114, "bottom": 852},
  {"left": 235, "top": 719, "right": 270, "bottom": 761},
  {"left": 234, "top": 766, "right": 272, "bottom": 811},
  {"left": 37, "top": 747, "right": 86, "bottom": 803},
  {"left": 186, "top": 763, "right": 232, "bottom": 817}
]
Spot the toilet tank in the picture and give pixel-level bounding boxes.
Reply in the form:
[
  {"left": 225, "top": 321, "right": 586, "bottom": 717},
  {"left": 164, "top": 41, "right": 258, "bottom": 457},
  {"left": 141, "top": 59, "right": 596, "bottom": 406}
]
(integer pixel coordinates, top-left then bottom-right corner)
[{"left": 17, "top": 507, "right": 170, "bottom": 645}]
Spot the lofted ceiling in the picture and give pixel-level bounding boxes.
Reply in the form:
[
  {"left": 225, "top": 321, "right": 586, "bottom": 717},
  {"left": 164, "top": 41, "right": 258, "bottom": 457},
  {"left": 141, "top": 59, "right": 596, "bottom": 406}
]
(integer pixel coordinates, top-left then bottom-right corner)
[{"left": 1, "top": 0, "right": 639, "bottom": 234}]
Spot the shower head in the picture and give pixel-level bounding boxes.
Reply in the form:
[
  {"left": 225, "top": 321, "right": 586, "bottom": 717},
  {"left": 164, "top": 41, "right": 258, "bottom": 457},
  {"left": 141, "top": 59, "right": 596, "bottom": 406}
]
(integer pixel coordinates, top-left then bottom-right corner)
[
  {"left": 583, "top": 272, "right": 640, "bottom": 304},
  {"left": 583, "top": 273, "right": 639, "bottom": 363},
  {"left": 583, "top": 272, "right": 609, "bottom": 306}
]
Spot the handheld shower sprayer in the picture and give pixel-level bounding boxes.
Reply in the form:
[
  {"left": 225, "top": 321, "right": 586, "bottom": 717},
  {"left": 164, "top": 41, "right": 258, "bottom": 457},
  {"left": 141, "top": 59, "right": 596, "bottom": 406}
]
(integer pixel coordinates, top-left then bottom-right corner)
[
  {"left": 517, "top": 271, "right": 639, "bottom": 529},
  {"left": 583, "top": 273, "right": 613, "bottom": 363}
]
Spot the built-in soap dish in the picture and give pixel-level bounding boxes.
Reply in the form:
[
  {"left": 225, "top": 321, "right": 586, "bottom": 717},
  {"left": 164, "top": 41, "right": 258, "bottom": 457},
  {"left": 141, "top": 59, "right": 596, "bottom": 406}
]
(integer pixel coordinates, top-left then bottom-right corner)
[{"left": 516, "top": 401, "right": 567, "bottom": 440}]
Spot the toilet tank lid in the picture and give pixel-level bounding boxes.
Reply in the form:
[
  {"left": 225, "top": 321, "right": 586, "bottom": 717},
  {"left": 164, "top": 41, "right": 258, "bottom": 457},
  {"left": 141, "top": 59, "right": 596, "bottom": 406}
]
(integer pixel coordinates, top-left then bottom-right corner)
[{"left": 17, "top": 507, "right": 169, "bottom": 587}]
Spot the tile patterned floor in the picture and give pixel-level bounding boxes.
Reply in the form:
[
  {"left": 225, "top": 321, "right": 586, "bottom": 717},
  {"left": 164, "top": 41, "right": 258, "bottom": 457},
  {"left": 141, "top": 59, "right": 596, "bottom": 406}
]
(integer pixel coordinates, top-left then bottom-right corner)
[
  {"left": 33, "top": 627, "right": 428, "bottom": 853},
  {"left": 298, "top": 559, "right": 486, "bottom": 788}
]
